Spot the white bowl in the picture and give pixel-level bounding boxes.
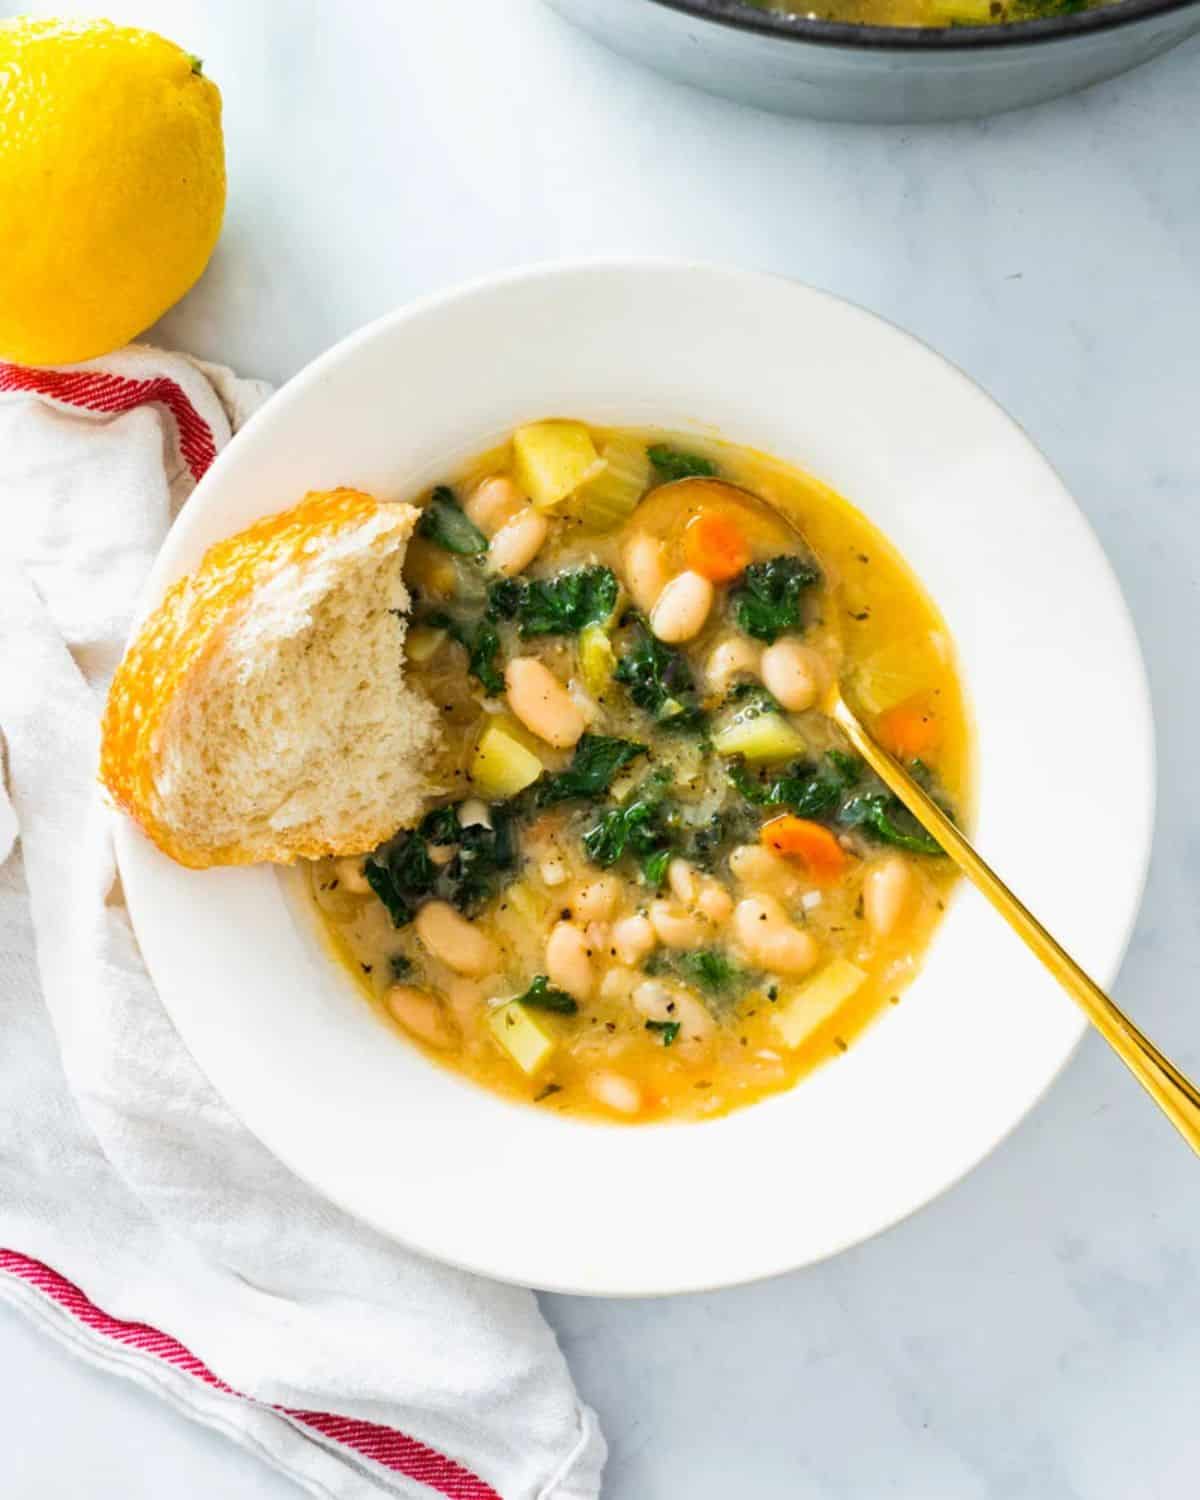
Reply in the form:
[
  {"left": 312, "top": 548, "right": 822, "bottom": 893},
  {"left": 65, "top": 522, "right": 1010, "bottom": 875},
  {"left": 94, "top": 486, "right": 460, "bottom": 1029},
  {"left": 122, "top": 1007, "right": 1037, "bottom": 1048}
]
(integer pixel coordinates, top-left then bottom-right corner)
[{"left": 115, "top": 262, "right": 1154, "bottom": 1296}]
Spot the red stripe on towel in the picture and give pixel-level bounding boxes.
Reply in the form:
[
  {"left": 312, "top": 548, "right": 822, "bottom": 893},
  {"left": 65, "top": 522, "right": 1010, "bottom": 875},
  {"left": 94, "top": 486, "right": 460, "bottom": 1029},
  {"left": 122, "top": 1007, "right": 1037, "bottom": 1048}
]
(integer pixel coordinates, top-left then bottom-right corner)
[
  {"left": 0, "top": 363, "right": 218, "bottom": 482},
  {"left": 0, "top": 361, "right": 500, "bottom": 1499},
  {"left": 0, "top": 1250, "right": 501, "bottom": 1500}
]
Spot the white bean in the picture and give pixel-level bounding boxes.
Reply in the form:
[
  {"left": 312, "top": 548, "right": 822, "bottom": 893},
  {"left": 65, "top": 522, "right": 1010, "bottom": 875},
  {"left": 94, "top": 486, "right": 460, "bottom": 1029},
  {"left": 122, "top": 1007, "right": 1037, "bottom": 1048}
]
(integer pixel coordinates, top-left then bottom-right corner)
[
  {"left": 333, "top": 856, "right": 371, "bottom": 894},
  {"left": 385, "top": 985, "right": 455, "bottom": 1048},
  {"left": 570, "top": 874, "right": 622, "bottom": 922},
  {"left": 649, "top": 900, "right": 708, "bottom": 950},
  {"left": 650, "top": 570, "right": 713, "bottom": 644},
  {"left": 546, "top": 921, "right": 594, "bottom": 1002},
  {"left": 863, "top": 854, "right": 916, "bottom": 943},
  {"left": 760, "top": 639, "right": 826, "bottom": 712},
  {"left": 733, "top": 895, "right": 820, "bottom": 977},
  {"left": 505, "top": 658, "right": 587, "bottom": 748},
  {"left": 667, "top": 857, "right": 698, "bottom": 905},
  {"left": 465, "top": 475, "right": 525, "bottom": 536},
  {"left": 612, "top": 913, "right": 656, "bottom": 966},
  {"left": 587, "top": 1070, "right": 642, "bottom": 1116},
  {"left": 696, "top": 880, "right": 734, "bottom": 924},
  {"left": 632, "top": 980, "right": 715, "bottom": 1053},
  {"left": 705, "top": 637, "right": 762, "bottom": 696},
  {"left": 488, "top": 505, "right": 549, "bottom": 577},
  {"left": 599, "top": 965, "right": 639, "bottom": 1002},
  {"left": 728, "top": 843, "right": 802, "bottom": 899},
  {"left": 415, "top": 900, "right": 498, "bottom": 977},
  {"left": 624, "top": 534, "right": 670, "bottom": 613}
]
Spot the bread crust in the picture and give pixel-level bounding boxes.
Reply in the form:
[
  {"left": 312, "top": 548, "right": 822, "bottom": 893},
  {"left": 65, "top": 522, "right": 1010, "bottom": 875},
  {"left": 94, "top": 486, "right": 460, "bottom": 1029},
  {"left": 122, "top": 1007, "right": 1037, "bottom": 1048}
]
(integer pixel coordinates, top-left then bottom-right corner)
[{"left": 100, "top": 487, "right": 427, "bottom": 868}]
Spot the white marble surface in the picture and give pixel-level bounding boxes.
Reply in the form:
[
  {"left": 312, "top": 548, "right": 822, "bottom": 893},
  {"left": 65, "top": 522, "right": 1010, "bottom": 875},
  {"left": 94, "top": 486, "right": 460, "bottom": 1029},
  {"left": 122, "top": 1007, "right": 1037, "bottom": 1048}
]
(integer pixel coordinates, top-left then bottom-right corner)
[{"left": 3, "top": 1, "right": 1200, "bottom": 1495}]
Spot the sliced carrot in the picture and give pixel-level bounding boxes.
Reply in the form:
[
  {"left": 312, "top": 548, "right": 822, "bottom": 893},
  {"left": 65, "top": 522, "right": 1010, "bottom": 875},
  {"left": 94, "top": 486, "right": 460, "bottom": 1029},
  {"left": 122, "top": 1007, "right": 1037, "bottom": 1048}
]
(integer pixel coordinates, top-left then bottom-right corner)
[
  {"left": 683, "top": 510, "right": 751, "bottom": 583},
  {"left": 761, "top": 816, "right": 848, "bottom": 884},
  {"left": 876, "top": 696, "right": 941, "bottom": 761}
]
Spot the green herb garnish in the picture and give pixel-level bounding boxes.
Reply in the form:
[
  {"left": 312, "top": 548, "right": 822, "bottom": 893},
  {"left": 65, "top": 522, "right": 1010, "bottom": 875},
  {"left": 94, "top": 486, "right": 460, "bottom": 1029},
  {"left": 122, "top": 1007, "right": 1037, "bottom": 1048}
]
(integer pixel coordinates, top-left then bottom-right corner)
[{"left": 645, "top": 1019, "right": 681, "bottom": 1047}]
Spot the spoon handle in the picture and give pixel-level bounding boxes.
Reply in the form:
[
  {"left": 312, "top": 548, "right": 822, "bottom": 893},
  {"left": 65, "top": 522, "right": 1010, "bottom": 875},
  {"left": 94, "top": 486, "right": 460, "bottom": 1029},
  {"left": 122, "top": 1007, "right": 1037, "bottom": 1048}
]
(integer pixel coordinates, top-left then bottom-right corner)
[{"left": 829, "top": 692, "right": 1200, "bottom": 1155}]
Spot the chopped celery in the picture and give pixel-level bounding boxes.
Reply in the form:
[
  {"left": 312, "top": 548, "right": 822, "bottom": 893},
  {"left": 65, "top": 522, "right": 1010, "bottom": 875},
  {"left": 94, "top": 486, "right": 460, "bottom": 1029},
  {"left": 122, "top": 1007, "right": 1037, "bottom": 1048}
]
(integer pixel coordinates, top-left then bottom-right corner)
[
  {"left": 712, "top": 711, "right": 806, "bottom": 763},
  {"left": 470, "top": 724, "right": 545, "bottom": 798},
  {"left": 579, "top": 623, "right": 617, "bottom": 696},
  {"left": 512, "top": 421, "right": 601, "bottom": 511},
  {"left": 571, "top": 434, "right": 652, "bottom": 530},
  {"left": 405, "top": 625, "right": 447, "bottom": 665},
  {"left": 771, "top": 959, "right": 865, "bottom": 1049},
  {"left": 488, "top": 1001, "right": 556, "bottom": 1074}
]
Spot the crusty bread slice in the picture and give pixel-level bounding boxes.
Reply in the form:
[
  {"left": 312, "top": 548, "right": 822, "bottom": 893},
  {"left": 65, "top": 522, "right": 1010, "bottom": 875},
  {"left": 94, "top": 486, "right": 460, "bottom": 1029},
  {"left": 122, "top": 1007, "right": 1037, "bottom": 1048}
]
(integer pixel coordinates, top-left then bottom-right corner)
[{"left": 100, "top": 487, "right": 441, "bottom": 869}]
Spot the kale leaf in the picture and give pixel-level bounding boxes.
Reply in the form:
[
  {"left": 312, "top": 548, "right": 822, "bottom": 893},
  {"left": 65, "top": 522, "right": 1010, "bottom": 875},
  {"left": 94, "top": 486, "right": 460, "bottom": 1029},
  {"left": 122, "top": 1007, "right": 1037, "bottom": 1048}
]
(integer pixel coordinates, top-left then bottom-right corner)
[
  {"left": 675, "top": 948, "right": 743, "bottom": 996},
  {"left": 417, "top": 486, "right": 488, "bottom": 556},
  {"left": 536, "top": 734, "right": 647, "bottom": 807},
  {"left": 613, "top": 614, "right": 705, "bottom": 730},
  {"left": 514, "top": 975, "right": 579, "bottom": 1015},
  {"left": 423, "top": 609, "right": 504, "bottom": 695},
  {"left": 582, "top": 768, "right": 677, "bottom": 870},
  {"left": 837, "top": 791, "right": 944, "bottom": 856},
  {"left": 727, "top": 747, "right": 950, "bottom": 857},
  {"left": 489, "top": 566, "right": 618, "bottom": 637},
  {"left": 647, "top": 445, "right": 717, "bottom": 483},
  {"left": 728, "top": 749, "right": 860, "bottom": 818},
  {"left": 365, "top": 801, "right": 518, "bottom": 928},
  {"left": 729, "top": 554, "right": 822, "bottom": 643}
]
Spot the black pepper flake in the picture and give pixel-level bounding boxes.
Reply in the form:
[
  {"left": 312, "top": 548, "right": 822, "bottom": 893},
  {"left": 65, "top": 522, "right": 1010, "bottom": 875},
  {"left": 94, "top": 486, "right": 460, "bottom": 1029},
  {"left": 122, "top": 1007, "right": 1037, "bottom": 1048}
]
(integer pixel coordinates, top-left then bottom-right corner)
[
  {"left": 360, "top": 963, "right": 373, "bottom": 974},
  {"left": 834, "top": 1036, "right": 848, "bottom": 1053},
  {"left": 605, "top": 1021, "right": 616, "bottom": 1032},
  {"left": 666, "top": 1001, "right": 676, "bottom": 1013},
  {"left": 889, "top": 995, "right": 900, "bottom": 1005},
  {"left": 328, "top": 878, "right": 340, "bottom": 891},
  {"left": 535, "top": 1082, "right": 563, "bottom": 1102},
  {"left": 850, "top": 609, "right": 870, "bottom": 622},
  {"left": 560, "top": 908, "right": 572, "bottom": 921},
  {"left": 857, "top": 552, "right": 870, "bottom": 563},
  {"left": 694, "top": 1080, "right": 712, "bottom": 1090}
]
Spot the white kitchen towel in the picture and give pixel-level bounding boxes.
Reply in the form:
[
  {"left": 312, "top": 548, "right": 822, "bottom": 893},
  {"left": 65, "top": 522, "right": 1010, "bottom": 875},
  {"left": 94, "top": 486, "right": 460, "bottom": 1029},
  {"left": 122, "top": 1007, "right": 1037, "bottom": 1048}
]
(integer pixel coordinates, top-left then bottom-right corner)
[{"left": 0, "top": 347, "right": 605, "bottom": 1500}]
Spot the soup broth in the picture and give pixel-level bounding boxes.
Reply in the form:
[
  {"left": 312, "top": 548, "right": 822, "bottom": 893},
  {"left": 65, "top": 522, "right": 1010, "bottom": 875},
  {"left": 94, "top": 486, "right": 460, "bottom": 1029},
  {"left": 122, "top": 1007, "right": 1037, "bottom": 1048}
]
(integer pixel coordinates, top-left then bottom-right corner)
[
  {"left": 309, "top": 423, "right": 971, "bottom": 1123},
  {"left": 746, "top": 0, "right": 1105, "bottom": 26}
]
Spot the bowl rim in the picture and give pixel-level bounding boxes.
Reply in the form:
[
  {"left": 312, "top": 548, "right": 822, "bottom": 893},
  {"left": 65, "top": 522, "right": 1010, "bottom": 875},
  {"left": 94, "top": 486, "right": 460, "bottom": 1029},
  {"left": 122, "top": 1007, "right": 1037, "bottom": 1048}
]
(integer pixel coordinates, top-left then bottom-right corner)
[
  {"left": 115, "top": 258, "right": 1157, "bottom": 1295},
  {"left": 647, "top": 0, "right": 1200, "bottom": 52}
]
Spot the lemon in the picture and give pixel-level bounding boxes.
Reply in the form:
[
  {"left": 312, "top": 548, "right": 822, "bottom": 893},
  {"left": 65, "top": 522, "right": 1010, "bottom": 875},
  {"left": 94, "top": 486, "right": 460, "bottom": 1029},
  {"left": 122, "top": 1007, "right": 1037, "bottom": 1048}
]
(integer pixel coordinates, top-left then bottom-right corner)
[{"left": 0, "top": 18, "right": 225, "bottom": 366}]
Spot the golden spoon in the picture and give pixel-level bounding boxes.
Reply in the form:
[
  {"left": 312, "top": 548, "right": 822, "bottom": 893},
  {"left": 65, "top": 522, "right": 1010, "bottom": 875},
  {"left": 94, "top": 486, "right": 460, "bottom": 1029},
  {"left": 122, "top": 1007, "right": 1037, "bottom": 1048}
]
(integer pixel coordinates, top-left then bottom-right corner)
[{"left": 657, "top": 476, "right": 1200, "bottom": 1154}]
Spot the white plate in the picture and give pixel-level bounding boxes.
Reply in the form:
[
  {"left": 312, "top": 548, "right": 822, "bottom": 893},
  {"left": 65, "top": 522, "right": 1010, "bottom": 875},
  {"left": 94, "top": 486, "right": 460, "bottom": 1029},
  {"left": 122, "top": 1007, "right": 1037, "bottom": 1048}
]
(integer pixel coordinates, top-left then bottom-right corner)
[{"left": 115, "top": 262, "right": 1154, "bottom": 1296}]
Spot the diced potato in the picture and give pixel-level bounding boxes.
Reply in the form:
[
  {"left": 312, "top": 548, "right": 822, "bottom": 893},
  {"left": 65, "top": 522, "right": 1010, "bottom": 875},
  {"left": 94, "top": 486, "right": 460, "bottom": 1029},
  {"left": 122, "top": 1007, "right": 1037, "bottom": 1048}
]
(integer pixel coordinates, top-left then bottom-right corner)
[
  {"left": 570, "top": 434, "right": 652, "bottom": 530},
  {"left": 488, "top": 1001, "right": 556, "bottom": 1074},
  {"left": 712, "top": 711, "right": 806, "bottom": 763},
  {"left": 512, "top": 421, "right": 601, "bottom": 511},
  {"left": 579, "top": 623, "right": 616, "bottom": 697},
  {"left": 405, "top": 625, "right": 447, "bottom": 665},
  {"left": 771, "top": 958, "right": 866, "bottom": 1049},
  {"left": 470, "top": 724, "right": 545, "bottom": 798},
  {"left": 852, "top": 635, "right": 946, "bottom": 716}
]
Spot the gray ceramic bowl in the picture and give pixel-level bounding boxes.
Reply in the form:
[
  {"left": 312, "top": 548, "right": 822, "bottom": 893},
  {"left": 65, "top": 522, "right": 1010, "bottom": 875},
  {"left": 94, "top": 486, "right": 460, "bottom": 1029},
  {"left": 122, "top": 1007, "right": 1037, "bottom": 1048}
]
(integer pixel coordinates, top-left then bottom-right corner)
[{"left": 548, "top": 0, "right": 1200, "bottom": 120}]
